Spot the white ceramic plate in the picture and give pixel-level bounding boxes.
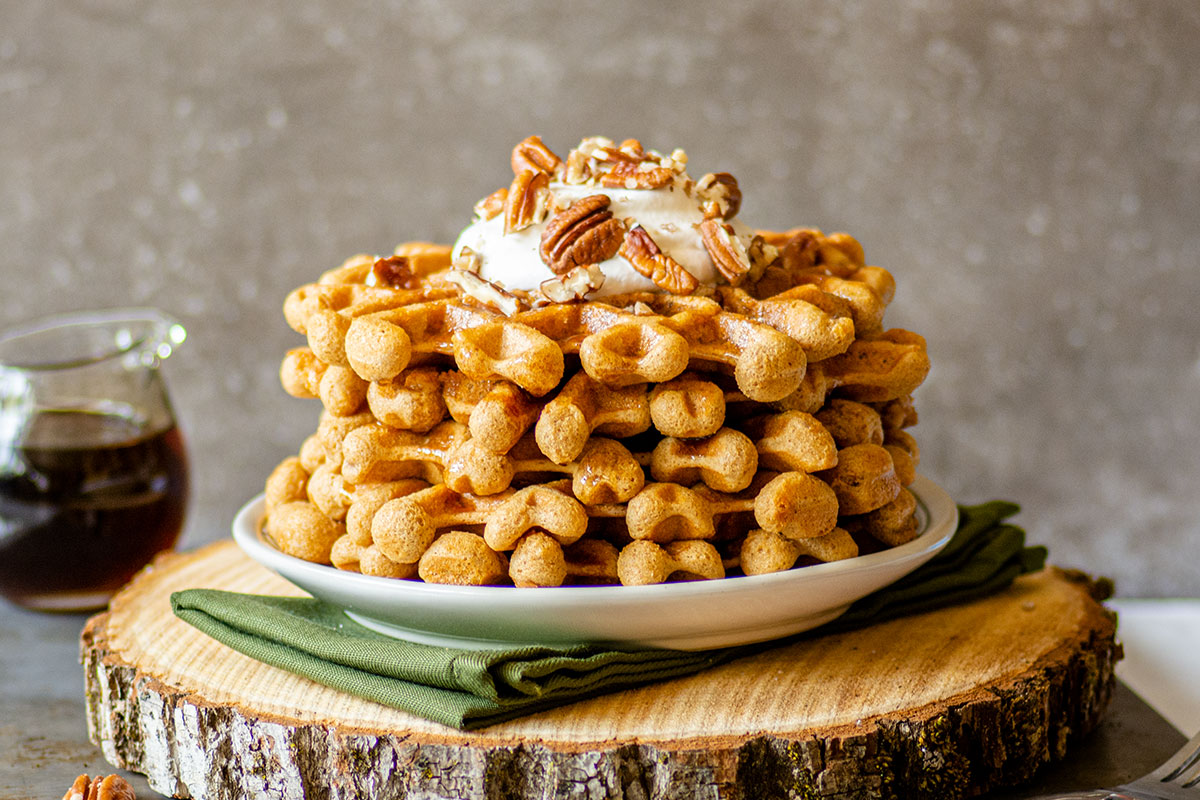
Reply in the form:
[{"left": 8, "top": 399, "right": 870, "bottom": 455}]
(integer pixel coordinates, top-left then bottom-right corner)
[{"left": 232, "top": 474, "right": 958, "bottom": 651}]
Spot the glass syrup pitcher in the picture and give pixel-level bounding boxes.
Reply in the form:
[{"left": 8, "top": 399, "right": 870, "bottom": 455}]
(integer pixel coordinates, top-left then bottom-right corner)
[{"left": 0, "top": 308, "right": 190, "bottom": 611}]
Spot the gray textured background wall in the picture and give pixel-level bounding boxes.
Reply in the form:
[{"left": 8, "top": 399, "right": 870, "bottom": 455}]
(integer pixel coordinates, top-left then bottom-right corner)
[{"left": 2, "top": 1, "right": 1197, "bottom": 596}]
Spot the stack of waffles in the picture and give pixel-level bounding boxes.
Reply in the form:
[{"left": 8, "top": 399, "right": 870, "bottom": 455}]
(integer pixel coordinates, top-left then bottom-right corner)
[{"left": 262, "top": 136, "right": 931, "bottom": 587}]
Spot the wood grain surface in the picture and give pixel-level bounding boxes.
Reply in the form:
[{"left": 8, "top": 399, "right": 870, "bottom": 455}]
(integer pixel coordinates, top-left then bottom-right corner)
[{"left": 83, "top": 541, "right": 1120, "bottom": 799}]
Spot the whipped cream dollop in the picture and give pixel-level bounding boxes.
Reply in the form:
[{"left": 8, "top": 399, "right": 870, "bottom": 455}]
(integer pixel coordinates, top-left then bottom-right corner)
[{"left": 450, "top": 137, "right": 760, "bottom": 301}]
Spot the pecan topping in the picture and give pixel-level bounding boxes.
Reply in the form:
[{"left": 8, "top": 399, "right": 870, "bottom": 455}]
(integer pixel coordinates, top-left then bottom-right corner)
[
  {"left": 619, "top": 224, "right": 699, "bottom": 295},
  {"left": 503, "top": 170, "right": 552, "bottom": 234},
  {"left": 618, "top": 138, "right": 647, "bottom": 159},
  {"left": 627, "top": 300, "right": 656, "bottom": 316},
  {"left": 557, "top": 137, "right": 694, "bottom": 189},
  {"left": 64, "top": 774, "right": 136, "bottom": 800},
  {"left": 699, "top": 218, "right": 752, "bottom": 285},
  {"left": 695, "top": 172, "right": 742, "bottom": 219},
  {"left": 746, "top": 234, "right": 778, "bottom": 282},
  {"left": 537, "top": 264, "right": 605, "bottom": 304},
  {"left": 453, "top": 245, "right": 482, "bottom": 274},
  {"left": 446, "top": 268, "right": 524, "bottom": 316},
  {"left": 576, "top": 136, "right": 636, "bottom": 164},
  {"left": 370, "top": 255, "right": 419, "bottom": 289},
  {"left": 511, "top": 135, "right": 562, "bottom": 176},
  {"left": 539, "top": 195, "right": 627, "bottom": 275},
  {"left": 779, "top": 228, "right": 822, "bottom": 273},
  {"left": 473, "top": 187, "right": 507, "bottom": 221},
  {"left": 563, "top": 148, "right": 592, "bottom": 185},
  {"left": 600, "top": 160, "right": 676, "bottom": 190}
]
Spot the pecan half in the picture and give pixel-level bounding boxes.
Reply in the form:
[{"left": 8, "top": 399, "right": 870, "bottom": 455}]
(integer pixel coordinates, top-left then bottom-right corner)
[
  {"left": 537, "top": 264, "right": 605, "bottom": 304},
  {"left": 504, "top": 170, "right": 552, "bottom": 234},
  {"left": 539, "top": 195, "right": 627, "bottom": 274},
  {"left": 600, "top": 160, "right": 676, "bottom": 190},
  {"left": 64, "top": 774, "right": 136, "bottom": 800},
  {"left": 695, "top": 172, "right": 742, "bottom": 219},
  {"left": 619, "top": 224, "right": 699, "bottom": 295},
  {"left": 473, "top": 187, "right": 507, "bottom": 221},
  {"left": 511, "top": 135, "right": 562, "bottom": 176},
  {"left": 699, "top": 218, "right": 752, "bottom": 285}
]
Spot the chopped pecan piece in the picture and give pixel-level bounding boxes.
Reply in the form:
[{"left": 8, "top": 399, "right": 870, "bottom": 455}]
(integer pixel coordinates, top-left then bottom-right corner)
[
  {"left": 445, "top": 268, "right": 524, "bottom": 316},
  {"left": 369, "top": 255, "right": 419, "bottom": 289},
  {"left": 699, "top": 218, "right": 752, "bottom": 285},
  {"left": 473, "top": 187, "right": 507, "bottom": 221},
  {"left": 511, "top": 135, "right": 562, "bottom": 176},
  {"left": 453, "top": 246, "right": 482, "bottom": 274},
  {"left": 618, "top": 138, "right": 646, "bottom": 158},
  {"left": 601, "top": 160, "right": 676, "bottom": 190},
  {"left": 539, "top": 194, "right": 627, "bottom": 274},
  {"left": 660, "top": 147, "right": 689, "bottom": 172},
  {"left": 537, "top": 264, "right": 605, "bottom": 304},
  {"left": 503, "top": 170, "right": 552, "bottom": 234},
  {"left": 619, "top": 224, "right": 699, "bottom": 295},
  {"left": 627, "top": 300, "right": 656, "bottom": 315},
  {"left": 780, "top": 228, "right": 822, "bottom": 273},
  {"left": 64, "top": 774, "right": 136, "bottom": 800},
  {"left": 576, "top": 136, "right": 634, "bottom": 163},
  {"left": 695, "top": 172, "right": 742, "bottom": 219},
  {"left": 563, "top": 148, "right": 592, "bottom": 185},
  {"left": 745, "top": 234, "right": 779, "bottom": 282}
]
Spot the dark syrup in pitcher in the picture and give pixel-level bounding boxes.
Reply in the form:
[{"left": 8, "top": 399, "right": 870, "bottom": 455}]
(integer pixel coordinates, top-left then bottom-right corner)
[{"left": 0, "top": 406, "right": 189, "bottom": 610}]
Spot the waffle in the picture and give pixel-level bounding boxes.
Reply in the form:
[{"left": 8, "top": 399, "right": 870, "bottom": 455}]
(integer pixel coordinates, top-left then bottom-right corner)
[
  {"left": 282, "top": 225, "right": 921, "bottom": 394},
  {"left": 262, "top": 134, "right": 933, "bottom": 586}
]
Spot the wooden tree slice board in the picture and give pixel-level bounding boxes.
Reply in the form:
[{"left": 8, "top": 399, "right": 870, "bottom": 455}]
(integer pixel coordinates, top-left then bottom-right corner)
[{"left": 82, "top": 541, "right": 1119, "bottom": 800}]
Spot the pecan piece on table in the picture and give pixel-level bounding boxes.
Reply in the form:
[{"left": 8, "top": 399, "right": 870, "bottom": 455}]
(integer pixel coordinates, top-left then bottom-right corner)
[
  {"left": 539, "top": 194, "right": 627, "bottom": 274},
  {"left": 503, "top": 170, "right": 552, "bottom": 234},
  {"left": 619, "top": 224, "right": 699, "bottom": 295},
  {"left": 63, "top": 774, "right": 137, "bottom": 800},
  {"left": 511, "top": 135, "right": 562, "bottom": 176},
  {"left": 699, "top": 218, "right": 752, "bottom": 285},
  {"left": 695, "top": 172, "right": 742, "bottom": 219}
]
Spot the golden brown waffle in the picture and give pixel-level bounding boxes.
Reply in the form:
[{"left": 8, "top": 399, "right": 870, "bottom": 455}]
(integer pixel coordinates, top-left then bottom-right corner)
[
  {"left": 263, "top": 136, "right": 937, "bottom": 587},
  {"left": 261, "top": 431, "right": 919, "bottom": 586},
  {"left": 280, "top": 231, "right": 923, "bottom": 407}
]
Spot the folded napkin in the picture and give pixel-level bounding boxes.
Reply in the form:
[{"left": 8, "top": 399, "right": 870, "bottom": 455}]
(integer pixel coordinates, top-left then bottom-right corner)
[{"left": 172, "top": 501, "right": 1045, "bottom": 730}]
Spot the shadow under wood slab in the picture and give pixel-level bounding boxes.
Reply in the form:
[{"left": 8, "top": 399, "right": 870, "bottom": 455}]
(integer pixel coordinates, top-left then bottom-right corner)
[{"left": 81, "top": 542, "right": 1119, "bottom": 799}]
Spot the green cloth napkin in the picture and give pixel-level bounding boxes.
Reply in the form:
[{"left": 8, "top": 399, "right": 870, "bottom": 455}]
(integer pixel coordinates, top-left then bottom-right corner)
[{"left": 172, "top": 501, "right": 1045, "bottom": 730}]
